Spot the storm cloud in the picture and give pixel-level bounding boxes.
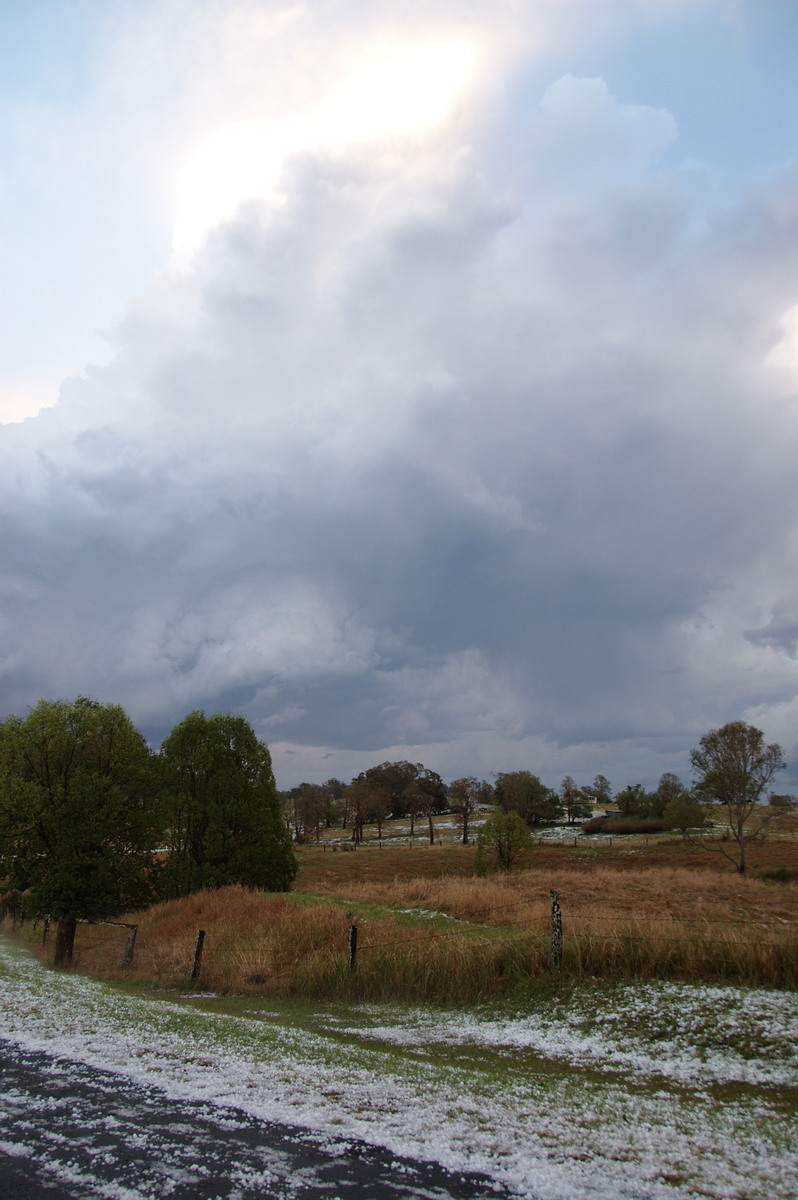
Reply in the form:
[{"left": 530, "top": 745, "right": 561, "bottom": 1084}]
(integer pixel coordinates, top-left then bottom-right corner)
[{"left": 2, "top": 4, "right": 798, "bottom": 789}]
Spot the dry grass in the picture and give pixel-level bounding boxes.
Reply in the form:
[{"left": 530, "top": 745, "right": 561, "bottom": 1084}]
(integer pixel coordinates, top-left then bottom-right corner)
[
  {"left": 323, "top": 864, "right": 798, "bottom": 929},
  {"left": 314, "top": 864, "right": 798, "bottom": 990},
  {"left": 25, "top": 853, "right": 795, "bottom": 999},
  {"left": 41, "top": 885, "right": 543, "bottom": 1003},
  {"left": 7, "top": 833, "right": 796, "bottom": 1001}
]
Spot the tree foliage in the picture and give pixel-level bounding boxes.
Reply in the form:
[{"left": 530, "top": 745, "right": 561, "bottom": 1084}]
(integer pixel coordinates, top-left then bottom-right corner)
[
  {"left": 349, "top": 761, "right": 446, "bottom": 842},
  {"left": 494, "top": 771, "right": 562, "bottom": 826},
  {"left": 448, "top": 776, "right": 492, "bottom": 844},
  {"left": 591, "top": 775, "right": 612, "bottom": 806},
  {"left": 690, "top": 720, "right": 785, "bottom": 875},
  {"left": 560, "top": 775, "right": 593, "bottom": 823},
  {"left": 0, "top": 697, "right": 160, "bottom": 965},
  {"left": 476, "top": 810, "right": 532, "bottom": 872},
  {"left": 615, "top": 783, "right": 657, "bottom": 817},
  {"left": 160, "top": 711, "right": 295, "bottom": 895},
  {"left": 663, "top": 793, "right": 705, "bottom": 835}
]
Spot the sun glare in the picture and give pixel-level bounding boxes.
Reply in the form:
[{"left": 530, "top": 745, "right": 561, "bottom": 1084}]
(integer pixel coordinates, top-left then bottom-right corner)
[
  {"left": 321, "top": 38, "right": 478, "bottom": 143},
  {"left": 172, "top": 38, "right": 479, "bottom": 255}
]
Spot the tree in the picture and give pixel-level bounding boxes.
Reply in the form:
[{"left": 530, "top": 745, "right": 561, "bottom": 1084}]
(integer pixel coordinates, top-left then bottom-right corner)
[
  {"left": 690, "top": 721, "right": 785, "bottom": 875},
  {"left": 0, "top": 697, "right": 160, "bottom": 966},
  {"left": 350, "top": 761, "right": 416, "bottom": 838},
  {"left": 656, "top": 772, "right": 686, "bottom": 806},
  {"left": 286, "top": 781, "right": 335, "bottom": 843},
  {"left": 406, "top": 766, "right": 448, "bottom": 844},
  {"left": 592, "top": 775, "right": 612, "bottom": 807},
  {"left": 476, "top": 810, "right": 531, "bottom": 872},
  {"left": 321, "top": 779, "right": 348, "bottom": 827},
  {"left": 448, "top": 777, "right": 491, "bottom": 844},
  {"left": 560, "top": 776, "right": 593, "bottom": 823},
  {"left": 160, "top": 711, "right": 295, "bottom": 895},
  {"left": 615, "top": 783, "right": 655, "bottom": 817},
  {"left": 663, "top": 792, "right": 705, "bottom": 836},
  {"left": 495, "top": 771, "right": 562, "bottom": 826}
]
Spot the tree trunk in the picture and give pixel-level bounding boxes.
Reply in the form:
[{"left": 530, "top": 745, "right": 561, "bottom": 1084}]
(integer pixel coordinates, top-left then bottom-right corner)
[
  {"left": 54, "top": 915, "right": 77, "bottom": 967},
  {"left": 462, "top": 809, "right": 469, "bottom": 845},
  {"left": 428, "top": 814, "right": 434, "bottom": 845}
]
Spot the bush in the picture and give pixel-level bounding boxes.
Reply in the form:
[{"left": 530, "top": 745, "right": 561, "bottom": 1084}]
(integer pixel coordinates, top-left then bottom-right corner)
[
  {"left": 476, "top": 810, "right": 532, "bottom": 871},
  {"left": 757, "top": 867, "right": 794, "bottom": 884},
  {"left": 581, "top": 816, "right": 665, "bottom": 835}
]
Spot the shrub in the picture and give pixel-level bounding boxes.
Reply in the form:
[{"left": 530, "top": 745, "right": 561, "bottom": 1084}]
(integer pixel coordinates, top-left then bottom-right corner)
[{"left": 581, "top": 816, "right": 665, "bottom": 835}]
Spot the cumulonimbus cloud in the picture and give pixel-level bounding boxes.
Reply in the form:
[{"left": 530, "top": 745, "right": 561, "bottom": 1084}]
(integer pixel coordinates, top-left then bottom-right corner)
[{"left": 2, "top": 8, "right": 798, "bottom": 788}]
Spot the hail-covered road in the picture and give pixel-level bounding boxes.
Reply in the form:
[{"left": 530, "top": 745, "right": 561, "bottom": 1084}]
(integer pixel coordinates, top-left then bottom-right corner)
[{"left": 0, "top": 1038, "right": 507, "bottom": 1199}]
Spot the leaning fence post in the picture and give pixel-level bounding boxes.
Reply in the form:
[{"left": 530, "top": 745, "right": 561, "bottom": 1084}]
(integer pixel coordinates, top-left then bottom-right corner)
[
  {"left": 122, "top": 925, "right": 138, "bottom": 968},
  {"left": 348, "top": 924, "right": 358, "bottom": 972},
  {"left": 191, "top": 929, "right": 206, "bottom": 986},
  {"left": 550, "top": 889, "right": 563, "bottom": 970}
]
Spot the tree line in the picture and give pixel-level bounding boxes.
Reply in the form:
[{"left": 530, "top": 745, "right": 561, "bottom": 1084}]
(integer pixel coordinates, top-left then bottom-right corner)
[
  {"left": 281, "top": 721, "right": 790, "bottom": 876},
  {"left": 2, "top": 701, "right": 788, "bottom": 968},
  {"left": 0, "top": 698, "right": 296, "bottom": 965},
  {"left": 280, "top": 764, "right": 696, "bottom": 843}
]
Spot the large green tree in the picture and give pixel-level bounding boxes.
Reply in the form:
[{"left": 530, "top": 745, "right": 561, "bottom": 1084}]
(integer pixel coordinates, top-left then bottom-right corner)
[
  {"left": 0, "top": 697, "right": 160, "bottom": 966},
  {"left": 690, "top": 720, "right": 785, "bottom": 875},
  {"left": 494, "top": 771, "right": 562, "bottom": 826},
  {"left": 160, "top": 711, "right": 296, "bottom": 895}
]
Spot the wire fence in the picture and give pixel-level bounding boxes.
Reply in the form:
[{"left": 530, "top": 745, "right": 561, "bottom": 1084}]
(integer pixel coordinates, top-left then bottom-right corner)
[{"left": 5, "top": 887, "right": 794, "bottom": 990}]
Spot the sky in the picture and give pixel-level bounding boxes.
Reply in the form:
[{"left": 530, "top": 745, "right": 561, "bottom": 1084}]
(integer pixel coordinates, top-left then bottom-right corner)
[{"left": 2, "top": 0, "right": 798, "bottom": 792}]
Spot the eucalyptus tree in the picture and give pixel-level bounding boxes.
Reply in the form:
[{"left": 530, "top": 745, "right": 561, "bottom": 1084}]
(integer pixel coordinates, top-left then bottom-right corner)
[
  {"left": 560, "top": 776, "right": 593, "bottom": 823},
  {"left": 690, "top": 721, "right": 785, "bottom": 875},
  {"left": 448, "top": 776, "right": 490, "bottom": 844}
]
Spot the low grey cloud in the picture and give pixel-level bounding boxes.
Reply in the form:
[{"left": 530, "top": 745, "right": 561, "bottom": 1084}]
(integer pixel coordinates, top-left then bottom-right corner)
[{"left": 2, "top": 66, "right": 798, "bottom": 789}]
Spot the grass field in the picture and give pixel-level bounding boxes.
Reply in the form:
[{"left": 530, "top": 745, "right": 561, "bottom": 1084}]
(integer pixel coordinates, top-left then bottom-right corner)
[
  {"left": 8, "top": 828, "right": 795, "bottom": 1000},
  {"left": 2, "top": 827, "right": 796, "bottom": 1197},
  {"left": 2, "top": 934, "right": 796, "bottom": 1200}
]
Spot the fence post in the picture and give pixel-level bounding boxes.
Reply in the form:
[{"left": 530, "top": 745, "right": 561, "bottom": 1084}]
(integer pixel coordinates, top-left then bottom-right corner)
[
  {"left": 191, "top": 929, "right": 206, "bottom": 986},
  {"left": 122, "top": 925, "right": 138, "bottom": 968},
  {"left": 550, "top": 889, "right": 563, "bottom": 970},
  {"left": 348, "top": 924, "right": 358, "bottom": 972}
]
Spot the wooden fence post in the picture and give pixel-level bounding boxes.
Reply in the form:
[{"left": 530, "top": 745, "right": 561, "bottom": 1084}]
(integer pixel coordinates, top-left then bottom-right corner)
[
  {"left": 550, "top": 889, "right": 563, "bottom": 970},
  {"left": 348, "top": 924, "right": 358, "bottom": 972},
  {"left": 122, "top": 925, "right": 138, "bottom": 968},
  {"left": 191, "top": 929, "right": 206, "bottom": 986}
]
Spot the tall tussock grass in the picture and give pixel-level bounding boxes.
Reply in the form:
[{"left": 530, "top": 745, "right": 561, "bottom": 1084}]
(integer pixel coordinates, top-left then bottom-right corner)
[
  {"left": 42, "top": 867, "right": 797, "bottom": 1000},
  {"left": 105, "top": 886, "right": 549, "bottom": 1002}
]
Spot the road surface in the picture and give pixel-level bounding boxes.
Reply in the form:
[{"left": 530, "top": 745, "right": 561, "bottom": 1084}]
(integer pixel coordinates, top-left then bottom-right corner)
[{"left": 0, "top": 1038, "right": 514, "bottom": 1199}]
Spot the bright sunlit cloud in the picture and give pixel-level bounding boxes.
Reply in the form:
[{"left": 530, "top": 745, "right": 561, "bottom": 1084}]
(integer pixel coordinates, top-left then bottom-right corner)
[
  {"left": 172, "top": 37, "right": 480, "bottom": 255},
  {"left": 321, "top": 38, "right": 479, "bottom": 142}
]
